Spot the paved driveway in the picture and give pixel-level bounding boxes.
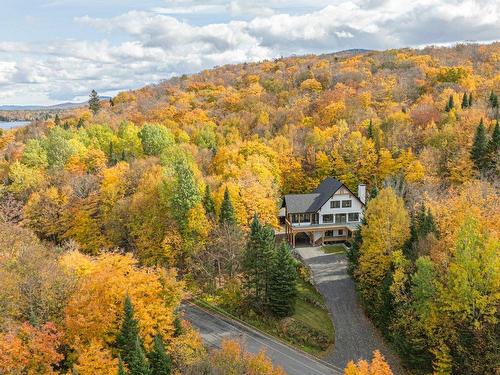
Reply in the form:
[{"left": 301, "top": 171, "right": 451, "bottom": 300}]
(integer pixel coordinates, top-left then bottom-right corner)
[
  {"left": 182, "top": 303, "right": 343, "bottom": 375},
  {"left": 295, "top": 246, "right": 403, "bottom": 374}
]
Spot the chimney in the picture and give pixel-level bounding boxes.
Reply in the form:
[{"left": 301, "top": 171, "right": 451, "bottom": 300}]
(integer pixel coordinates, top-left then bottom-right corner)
[{"left": 358, "top": 184, "right": 366, "bottom": 204}]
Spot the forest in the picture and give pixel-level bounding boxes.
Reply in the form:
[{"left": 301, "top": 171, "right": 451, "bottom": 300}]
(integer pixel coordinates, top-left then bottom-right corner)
[{"left": 0, "top": 43, "right": 499, "bottom": 374}]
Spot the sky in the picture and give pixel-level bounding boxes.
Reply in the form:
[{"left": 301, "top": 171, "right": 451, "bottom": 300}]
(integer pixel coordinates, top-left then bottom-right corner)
[{"left": 1, "top": 0, "right": 499, "bottom": 105}]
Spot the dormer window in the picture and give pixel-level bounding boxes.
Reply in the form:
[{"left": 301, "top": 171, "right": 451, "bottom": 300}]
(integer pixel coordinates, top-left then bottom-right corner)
[
  {"left": 330, "top": 200, "right": 340, "bottom": 208},
  {"left": 342, "top": 200, "right": 352, "bottom": 208}
]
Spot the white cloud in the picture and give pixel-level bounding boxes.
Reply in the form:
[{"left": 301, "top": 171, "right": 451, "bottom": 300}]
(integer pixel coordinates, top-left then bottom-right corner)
[{"left": 1, "top": 0, "right": 500, "bottom": 104}]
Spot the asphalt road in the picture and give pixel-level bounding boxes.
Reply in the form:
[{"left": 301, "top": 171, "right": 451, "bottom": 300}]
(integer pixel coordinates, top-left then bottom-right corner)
[
  {"left": 181, "top": 303, "right": 343, "bottom": 375},
  {"left": 295, "top": 246, "right": 403, "bottom": 374}
]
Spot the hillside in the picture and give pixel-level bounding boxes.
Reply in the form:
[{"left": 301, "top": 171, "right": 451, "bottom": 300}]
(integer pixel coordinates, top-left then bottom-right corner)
[{"left": 0, "top": 43, "right": 499, "bottom": 374}]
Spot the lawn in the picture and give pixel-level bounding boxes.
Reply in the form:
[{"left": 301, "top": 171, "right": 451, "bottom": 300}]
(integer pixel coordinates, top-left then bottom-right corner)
[
  {"left": 200, "top": 277, "right": 334, "bottom": 356},
  {"left": 322, "top": 244, "right": 346, "bottom": 254}
]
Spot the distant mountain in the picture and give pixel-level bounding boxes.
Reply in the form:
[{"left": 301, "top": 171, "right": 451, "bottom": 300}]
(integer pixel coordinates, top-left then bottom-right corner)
[{"left": 0, "top": 97, "right": 111, "bottom": 111}]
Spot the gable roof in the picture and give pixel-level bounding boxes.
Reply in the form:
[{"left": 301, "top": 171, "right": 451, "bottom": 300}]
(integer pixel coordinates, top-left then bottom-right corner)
[{"left": 282, "top": 177, "right": 344, "bottom": 214}]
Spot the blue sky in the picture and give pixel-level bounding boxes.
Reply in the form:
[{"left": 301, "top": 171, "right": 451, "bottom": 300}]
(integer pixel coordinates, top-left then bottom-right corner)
[{"left": 1, "top": 0, "right": 499, "bottom": 105}]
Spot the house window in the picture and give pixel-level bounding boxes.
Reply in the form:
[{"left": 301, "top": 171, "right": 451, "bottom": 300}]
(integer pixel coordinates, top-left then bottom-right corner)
[
  {"left": 342, "top": 200, "right": 352, "bottom": 208},
  {"left": 300, "top": 213, "right": 311, "bottom": 223},
  {"left": 323, "top": 214, "right": 333, "bottom": 223},
  {"left": 335, "top": 213, "right": 347, "bottom": 223},
  {"left": 330, "top": 200, "right": 340, "bottom": 208},
  {"left": 348, "top": 213, "right": 360, "bottom": 222},
  {"left": 325, "top": 230, "right": 334, "bottom": 237},
  {"left": 338, "top": 229, "right": 344, "bottom": 236}
]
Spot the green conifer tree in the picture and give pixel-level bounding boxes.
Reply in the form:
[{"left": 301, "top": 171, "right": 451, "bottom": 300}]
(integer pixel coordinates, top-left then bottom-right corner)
[
  {"left": 202, "top": 185, "right": 215, "bottom": 219},
  {"left": 489, "top": 90, "right": 498, "bottom": 108},
  {"left": 147, "top": 334, "right": 171, "bottom": 375},
  {"left": 89, "top": 89, "right": 101, "bottom": 115},
  {"left": 490, "top": 120, "right": 500, "bottom": 152},
  {"left": 171, "top": 159, "right": 200, "bottom": 227},
  {"left": 461, "top": 92, "right": 468, "bottom": 109},
  {"left": 54, "top": 114, "right": 61, "bottom": 126},
  {"left": 268, "top": 241, "right": 297, "bottom": 317},
  {"left": 468, "top": 92, "right": 473, "bottom": 106},
  {"left": 445, "top": 95, "right": 454, "bottom": 112},
  {"left": 116, "top": 295, "right": 141, "bottom": 366},
  {"left": 128, "top": 337, "right": 151, "bottom": 375},
  {"left": 219, "top": 186, "right": 236, "bottom": 225},
  {"left": 470, "top": 118, "right": 489, "bottom": 173},
  {"left": 243, "top": 214, "right": 275, "bottom": 310},
  {"left": 118, "top": 355, "right": 128, "bottom": 375},
  {"left": 367, "top": 119, "right": 374, "bottom": 139}
]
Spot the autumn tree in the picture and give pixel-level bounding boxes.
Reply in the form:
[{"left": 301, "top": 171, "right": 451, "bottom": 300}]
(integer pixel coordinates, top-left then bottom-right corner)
[
  {"left": 344, "top": 350, "right": 393, "bottom": 375},
  {"left": 138, "top": 124, "right": 175, "bottom": 156},
  {"left": 355, "top": 188, "right": 410, "bottom": 320}
]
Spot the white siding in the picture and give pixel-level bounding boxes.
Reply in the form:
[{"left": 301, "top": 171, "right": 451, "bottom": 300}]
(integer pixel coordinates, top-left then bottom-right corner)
[{"left": 317, "top": 187, "right": 364, "bottom": 225}]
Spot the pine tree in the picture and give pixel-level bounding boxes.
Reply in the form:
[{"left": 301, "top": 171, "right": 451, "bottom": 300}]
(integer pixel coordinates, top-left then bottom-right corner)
[
  {"left": 468, "top": 92, "right": 473, "bottom": 106},
  {"left": 109, "top": 141, "right": 117, "bottom": 166},
  {"left": 54, "top": 114, "right": 61, "bottom": 126},
  {"left": 367, "top": 119, "right": 374, "bottom": 139},
  {"left": 470, "top": 118, "right": 489, "bottom": 173},
  {"left": 202, "top": 185, "right": 215, "bottom": 219},
  {"left": 77, "top": 118, "right": 85, "bottom": 129},
  {"left": 147, "top": 334, "right": 171, "bottom": 375},
  {"left": 461, "top": 92, "right": 468, "bottom": 109},
  {"left": 89, "top": 89, "right": 101, "bottom": 115},
  {"left": 116, "top": 295, "right": 141, "bottom": 366},
  {"left": 171, "top": 159, "right": 200, "bottom": 227},
  {"left": 243, "top": 214, "right": 275, "bottom": 309},
  {"left": 128, "top": 337, "right": 151, "bottom": 375},
  {"left": 445, "top": 95, "right": 454, "bottom": 112},
  {"left": 487, "top": 120, "right": 500, "bottom": 171},
  {"left": 219, "top": 186, "right": 236, "bottom": 225},
  {"left": 268, "top": 241, "right": 297, "bottom": 317},
  {"left": 489, "top": 90, "right": 498, "bottom": 108},
  {"left": 118, "top": 355, "right": 128, "bottom": 375}
]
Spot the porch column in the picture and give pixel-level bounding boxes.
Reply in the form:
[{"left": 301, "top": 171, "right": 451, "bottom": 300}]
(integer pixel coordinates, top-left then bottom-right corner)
[
  {"left": 292, "top": 233, "right": 296, "bottom": 248},
  {"left": 322, "top": 231, "right": 325, "bottom": 246}
]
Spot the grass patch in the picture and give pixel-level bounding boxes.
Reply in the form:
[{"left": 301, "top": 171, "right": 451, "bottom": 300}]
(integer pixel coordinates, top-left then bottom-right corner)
[
  {"left": 322, "top": 244, "right": 346, "bottom": 254},
  {"left": 200, "top": 277, "right": 334, "bottom": 356}
]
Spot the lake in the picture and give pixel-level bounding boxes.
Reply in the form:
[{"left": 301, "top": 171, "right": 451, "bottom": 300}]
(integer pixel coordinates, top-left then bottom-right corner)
[{"left": 0, "top": 120, "right": 31, "bottom": 130}]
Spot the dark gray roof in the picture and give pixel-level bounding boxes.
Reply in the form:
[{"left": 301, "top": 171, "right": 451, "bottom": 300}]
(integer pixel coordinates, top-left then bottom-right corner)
[{"left": 282, "top": 177, "right": 344, "bottom": 214}]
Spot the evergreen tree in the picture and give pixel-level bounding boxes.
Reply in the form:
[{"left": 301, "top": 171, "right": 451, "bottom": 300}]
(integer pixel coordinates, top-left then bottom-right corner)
[
  {"left": 490, "top": 120, "right": 500, "bottom": 152},
  {"left": 219, "top": 186, "right": 236, "bottom": 225},
  {"left": 147, "top": 334, "right": 171, "bottom": 375},
  {"left": 489, "top": 90, "right": 498, "bottom": 108},
  {"left": 445, "top": 95, "right": 454, "bottom": 112},
  {"left": 54, "top": 114, "right": 61, "bottom": 126},
  {"left": 367, "top": 119, "right": 374, "bottom": 139},
  {"left": 487, "top": 120, "right": 500, "bottom": 171},
  {"left": 243, "top": 214, "right": 275, "bottom": 309},
  {"left": 369, "top": 186, "right": 379, "bottom": 201},
  {"left": 89, "top": 89, "right": 101, "bottom": 115},
  {"left": 202, "top": 185, "right": 215, "bottom": 219},
  {"left": 470, "top": 118, "right": 489, "bottom": 173},
  {"left": 109, "top": 141, "right": 118, "bottom": 166},
  {"left": 118, "top": 356, "right": 128, "bottom": 375},
  {"left": 461, "top": 92, "right": 468, "bottom": 109},
  {"left": 268, "top": 241, "right": 297, "bottom": 317},
  {"left": 116, "top": 295, "right": 141, "bottom": 366},
  {"left": 468, "top": 92, "right": 473, "bottom": 106},
  {"left": 128, "top": 337, "right": 151, "bottom": 375},
  {"left": 77, "top": 118, "right": 85, "bottom": 129}
]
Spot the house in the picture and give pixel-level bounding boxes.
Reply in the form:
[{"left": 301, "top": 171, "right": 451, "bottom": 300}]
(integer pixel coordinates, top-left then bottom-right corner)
[{"left": 280, "top": 177, "right": 366, "bottom": 248}]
